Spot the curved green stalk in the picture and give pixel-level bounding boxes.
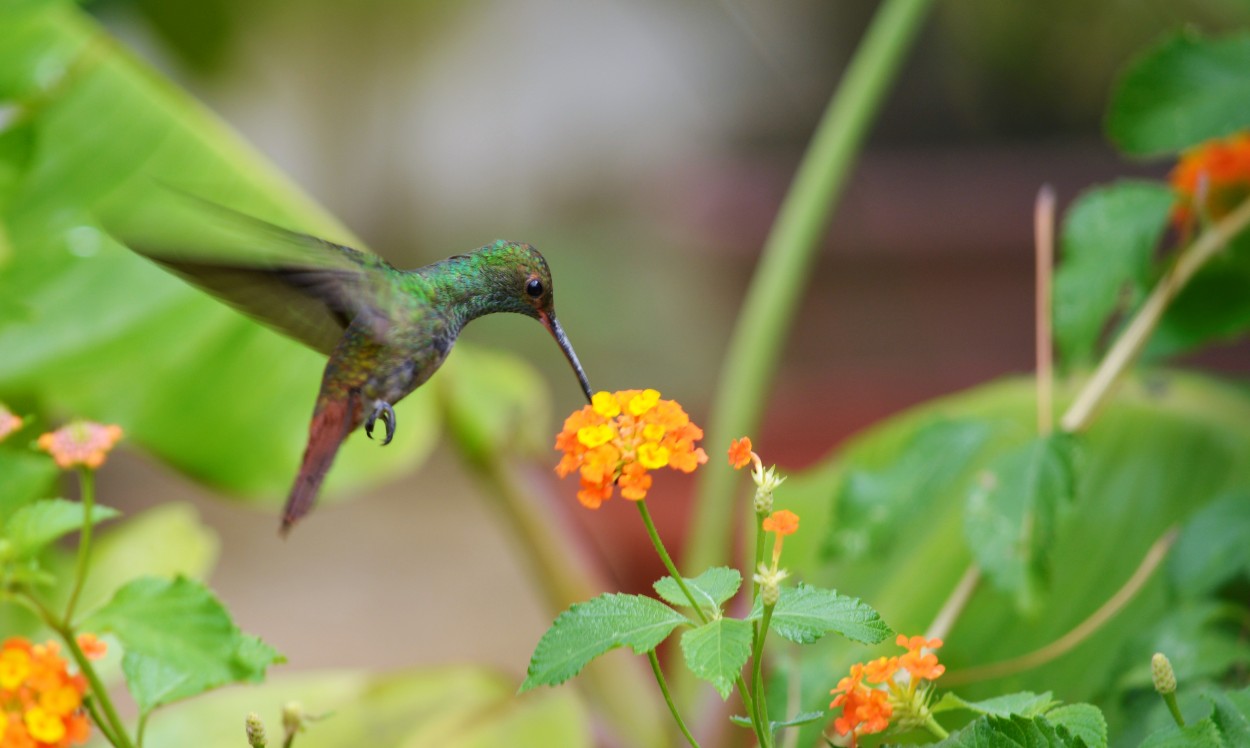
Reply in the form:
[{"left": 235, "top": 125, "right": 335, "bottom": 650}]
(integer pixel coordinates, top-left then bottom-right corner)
[
  {"left": 63, "top": 467, "right": 95, "bottom": 623},
  {"left": 684, "top": 0, "right": 936, "bottom": 575},
  {"left": 637, "top": 501, "right": 708, "bottom": 625},
  {"left": 648, "top": 650, "right": 702, "bottom": 748}
]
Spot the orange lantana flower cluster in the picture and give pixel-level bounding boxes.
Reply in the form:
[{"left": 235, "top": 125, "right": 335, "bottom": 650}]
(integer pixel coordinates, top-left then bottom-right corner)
[
  {"left": 829, "top": 634, "right": 945, "bottom": 747},
  {"left": 0, "top": 636, "right": 105, "bottom": 748},
  {"left": 555, "top": 389, "right": 707, "bottom": 508},
  {"left": 1170, "top": 131, "right": 1250, "bottom": 227},
  {"left": 36, "top": 422, "right": 123, "bottom": 471}
]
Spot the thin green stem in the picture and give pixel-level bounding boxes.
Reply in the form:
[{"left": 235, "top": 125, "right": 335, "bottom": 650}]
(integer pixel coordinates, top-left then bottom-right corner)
[
  {"left": 136, "top": 713, "right": 149, "bottom": 747},
  {"left": 684, "top": 0, "right": 935, "bottom": 575},
  {"left": 751, "top": 604, "right": 776, "bottom": 742},
  {"left": 736, "top": 674, "right": 769, "bottom": 748},
  {"left": 22, "top": 594, "right": 136, "bottom": 748},
  {"left": 648, "top": 650, "right": 702, "bottom": 748},
  {"left": 83, "top": 695, "right": 123, "bottom": 748},
  {"left": 924, "top": 713, "right": 949, "bottom": 740},
  {"left": 636, "top": 501, "right": 708, "bottom": 625},
  {"left": 750, "top": 516, "right": 766, "bottom": 604},
  {"left": 63, "top": 467, "right": 96, "bottom": 623},
  {"left": 1162, "top": 691, "right": 1186, "bottom": 728}
]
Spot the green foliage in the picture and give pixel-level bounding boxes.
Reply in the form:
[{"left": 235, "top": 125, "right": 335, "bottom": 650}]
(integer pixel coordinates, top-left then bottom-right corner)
[
  {"left": 934, "top": 691, "right": 1060, "bottom": 717},
  {"left": 1152, "top": 234, "right": 1250, "bottom": 358},
  {"left": 0, "top": 497, "right": 117, "bottom": 559},
  {"left": 827, "top": 418, "right": 997, "bottom": 560},
  {"left": 653, "top": 566, "right": 742, "bottom": 617},
  {"left": 1140, "top": 686, "right": 1250, "bottom": 747},
  {"left": 83, "top": 575, "right": 283, "bottom": 714},
  {"left": 1108, "top": 31, "right": 1250, "bottom": 156},
  {"left": 1053, "top": 182, "right": 1175, "bottom": 365},
  {"left": 964, "top": 434, "right": 1077, "bottom": 611},
  {"left": 1168, "top": 491, "right": 1250, "bottom": 596},
  {"left": 679, "top": 618, "right": 753, "bottom": 700},
  {"left": 520, "top": 594, "right": 689, "bottom": 692},
  {"left": 1046, "top": 704, "right": 1109, "bottom": 748},
  {"left": 747, "top": 583, "right": 891, "bottom": 645},
  {"left": 935, "top": 714, "right": 1090, "bottom": 747},
  {"left": 0, "top": 447, "right": 57, "bottom": 517}
]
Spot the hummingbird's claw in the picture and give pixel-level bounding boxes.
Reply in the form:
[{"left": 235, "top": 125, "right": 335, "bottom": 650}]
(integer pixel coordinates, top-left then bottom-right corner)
[{"left": 365, "top": 400, "right": 396, "bottom": 446}]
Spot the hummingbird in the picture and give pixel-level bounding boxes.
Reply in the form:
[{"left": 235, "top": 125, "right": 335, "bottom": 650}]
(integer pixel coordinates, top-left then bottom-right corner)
[{"left": 122, "top": 200, "right": 593, "bottom": 534}]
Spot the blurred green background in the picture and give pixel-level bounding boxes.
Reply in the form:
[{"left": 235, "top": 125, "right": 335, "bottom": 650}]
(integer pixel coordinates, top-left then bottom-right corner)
[{"left": 6, "top": 0, "right": 1250, "bottom": 743}]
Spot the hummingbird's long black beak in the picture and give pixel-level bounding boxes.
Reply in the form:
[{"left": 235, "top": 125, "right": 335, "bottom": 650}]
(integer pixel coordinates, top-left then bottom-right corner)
[{"left": 541, "top": 312, "right": 594, "bottom": 403}]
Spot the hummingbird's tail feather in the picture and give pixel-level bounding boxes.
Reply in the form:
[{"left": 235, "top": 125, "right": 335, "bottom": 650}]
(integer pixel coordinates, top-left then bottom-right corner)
[{"left": 280, "top": 394, "right": 361, "bottom": 536}]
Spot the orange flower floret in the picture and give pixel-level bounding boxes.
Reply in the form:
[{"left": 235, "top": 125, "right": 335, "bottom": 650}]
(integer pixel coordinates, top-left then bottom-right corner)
[
  {"left": 1169, "top": 132, "right": 1250, "bottom": 226},
  {"left": 897, "top": 634, "right": 945, "bottom": 681},
  {"left": 554, "top": 390, "right": 707, "bottom": 508},
  {"left": 73, "top": 635, "right": 106, "bottom": 662},
  {"left": 762, "top": 509, "right": 799, "bottom": 536},
  {"left": 0, "top": 406, "right": 22, "bottom": 444},
  {"left": 728, "top": 437, "right": 753, "bottom": 469},
  {"left": 830, "top": 664, "right": 892, "bottom": 747},
  {"left": 36, "top": 421, "right": 123, "bottom": 470},
  {"left": 0, "top": 637, "right": 94, "bottom": 747}
]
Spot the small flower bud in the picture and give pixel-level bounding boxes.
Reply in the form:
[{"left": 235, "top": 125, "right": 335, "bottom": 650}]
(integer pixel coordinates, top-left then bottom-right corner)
[
  {"left": 1152, "top": 652, "right": 1177, "bottom": 695},
  {"left": 282, "top": 701, "right": 305, "bottom": 739},
  {"left": 245, "top": 713, "right": 267, "bottom": 748},
  {"left": 754, "top": 564, "right": 789, "bottom": 607},
  {"left": 752, "top": 465, "right": 785, "bottom": 515}
]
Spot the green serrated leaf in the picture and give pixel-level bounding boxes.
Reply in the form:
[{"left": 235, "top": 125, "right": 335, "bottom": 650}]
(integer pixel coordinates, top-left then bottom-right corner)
[
  {"left": 749, "top": 583, "right": 890, "bottom": 645},
  {"left": 1048, "top": 704, "right": 1108, "bottom": 748},
  {"left": 932, "top": 691, "right": 1058, "bottom": 717},
  {"left": 1140, "top": 717, "right": 1223, "bottom": 748},
  {"left": 935, "top": 714, "right": 1086, "bottom": 747},
  {"left": 827, "top": 418, "right": 996, "bottom": 560},
  {"left": 1, "top": 498, "right": 118, "bottom": 559},
  {"left": 1053, "top": 182, "right": 1175, "bottom": 366},
  {"left": 82, "top": 575, "right": 283, "bottom": 713},
  {"left": 1208, "top": 687, "right": 1250, "bottom": 745},
  {"left": 680, "top": 617, "right": 752, "bottom": 700},
  {"left": 654, "top": 566, "right": 742, "bottom": 615},
  {"left": 965, "top": 433, "right": 1076, "bottom": 611},
  {"left": 1108, "top": 31, "right": 1250, "bottom": 157},
  {"left": 521, "top": 593, "right": 688, "bottom": 692}
]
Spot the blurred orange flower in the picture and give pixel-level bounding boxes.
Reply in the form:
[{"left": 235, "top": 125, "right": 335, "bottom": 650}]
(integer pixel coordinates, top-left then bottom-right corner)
[
  {"left": 897, "top": 634, "right": 946, "bottom": 681},
  {"left": 36, "top": 422, "right": 123, "bottom": 470},
  {"left": 1170, "top": 132, "right": 1250, "bottom": 227},
  {"left": 0, "top": 406, "right": 22, "bottom": 444},
  {"left": 0, "top": 637, "right": 94, "bottom": 747},
  {"left": 761, "top": 509, "right": 799, "bottom": 536},
  {"left": 555, "top": 389, "right": 707, "bottom": 508},
  {"left": 728, "top": 437, "right": 753, "bottom": 470}
]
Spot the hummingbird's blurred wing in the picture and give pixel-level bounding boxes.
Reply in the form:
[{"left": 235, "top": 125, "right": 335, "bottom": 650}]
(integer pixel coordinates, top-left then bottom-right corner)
[{"left": 112, "top": 195, "right": 397, "bottom": 356}]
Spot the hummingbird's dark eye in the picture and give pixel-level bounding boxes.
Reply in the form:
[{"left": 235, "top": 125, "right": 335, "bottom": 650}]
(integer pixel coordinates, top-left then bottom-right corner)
[{"left": 525, "top": 278, "right": 544, "bottom": 298}]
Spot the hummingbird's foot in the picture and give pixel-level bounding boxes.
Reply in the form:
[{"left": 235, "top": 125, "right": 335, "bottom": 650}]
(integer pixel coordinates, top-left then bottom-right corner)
[{"left": 365, "top": 400, "right": 396, "bottom": 446}]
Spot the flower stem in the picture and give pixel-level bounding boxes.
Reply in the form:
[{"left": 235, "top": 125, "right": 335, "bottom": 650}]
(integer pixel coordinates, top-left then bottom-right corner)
[
  {"left": 63, "top": 467, "right": 96, "bottom": 623},
  {"left": 1162, "top": 691, "right": 1186, "bottom": 728},
  {"left": 924, "top": 713, "right": 949, "bottom": 740},
  {"left": 636, "top": 501, "right": 708, "bottom": 625},
  {"left": 82, "top": 695, "right": 123, "bottom": 748},
  {"left": 648, "top": 650, "right": 702, "bottom": 748},
  {"left": 684, "top": 0, "right": 935, "bottom": 576},
  {"left": 22, "top": 592, "right": 135, "bottom": 748},
  {"left": 751, "top": 604, "right": 776, "bottom": 740},
  {"left": 750, "top": 516, "right": 766, "bottom": 605}
]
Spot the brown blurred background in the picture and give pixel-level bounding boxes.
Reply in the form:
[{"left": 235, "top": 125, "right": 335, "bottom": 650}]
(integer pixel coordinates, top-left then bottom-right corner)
[{"left": 85, "top": 0, "right": 1250, "bottom": 681}]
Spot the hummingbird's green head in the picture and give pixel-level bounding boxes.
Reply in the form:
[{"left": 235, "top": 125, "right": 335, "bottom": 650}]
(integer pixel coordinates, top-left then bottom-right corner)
[{"left": 467, "top": 241, "right": 594, "bottom": 402}]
